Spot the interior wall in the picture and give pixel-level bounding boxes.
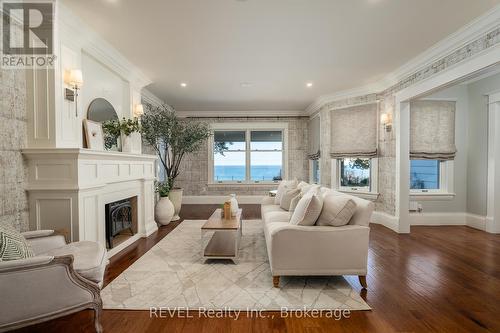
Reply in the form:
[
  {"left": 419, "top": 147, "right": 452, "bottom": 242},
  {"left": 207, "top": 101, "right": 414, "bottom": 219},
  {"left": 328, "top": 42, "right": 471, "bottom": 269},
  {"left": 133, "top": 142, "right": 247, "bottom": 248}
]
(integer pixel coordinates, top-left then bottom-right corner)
[
  {"left": 466, "top": 71, "right": 500, "bottom": 216},
  {"left": 0, "top": 25, "right": 29, "bottom": 231},
  {"left": 174, "top": 117, "right": 309, "bottom": 196},
  {"left": 81, "top": 52, "right": 131, "bottom": 120}
]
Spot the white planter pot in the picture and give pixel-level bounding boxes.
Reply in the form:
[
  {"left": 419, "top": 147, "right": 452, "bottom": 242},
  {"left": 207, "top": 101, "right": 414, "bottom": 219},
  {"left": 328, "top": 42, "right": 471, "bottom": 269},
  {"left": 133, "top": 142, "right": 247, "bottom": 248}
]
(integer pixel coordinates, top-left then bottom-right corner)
[
  {"left": 169, "top": 188, "right": 183, "bottom": 221},
  {"left": 121, "top": 132, "right": 142, "bottom": 154},
  {"left": 155, "top": 197, "right": 175, "bottom": 225}
]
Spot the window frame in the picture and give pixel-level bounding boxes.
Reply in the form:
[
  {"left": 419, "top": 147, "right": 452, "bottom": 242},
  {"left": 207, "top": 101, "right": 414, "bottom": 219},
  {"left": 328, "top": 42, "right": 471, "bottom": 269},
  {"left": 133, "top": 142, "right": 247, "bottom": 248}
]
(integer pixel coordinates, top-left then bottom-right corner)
[
  {"left": 309, "top": 159, "right": 321, "bottom": 184},
  {"left": 331, "top": 157, "right": 379, "bottom": 201},
  {"left": 410, "top": 159, "right": 455, "bottom": 200},
  {"left": 209, "top": 122, "right": 288, "bottom": 185}
]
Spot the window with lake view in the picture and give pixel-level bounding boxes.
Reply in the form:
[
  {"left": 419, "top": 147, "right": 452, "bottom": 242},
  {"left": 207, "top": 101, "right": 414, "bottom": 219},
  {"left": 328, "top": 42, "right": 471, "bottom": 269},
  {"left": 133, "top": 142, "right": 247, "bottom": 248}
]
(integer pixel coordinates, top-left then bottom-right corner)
[
  {"left": 213, "top": 129, "right": 283, "bottom": 183},
  {"left": 339, "top": 158, "right": 371, "bottom": 191}
]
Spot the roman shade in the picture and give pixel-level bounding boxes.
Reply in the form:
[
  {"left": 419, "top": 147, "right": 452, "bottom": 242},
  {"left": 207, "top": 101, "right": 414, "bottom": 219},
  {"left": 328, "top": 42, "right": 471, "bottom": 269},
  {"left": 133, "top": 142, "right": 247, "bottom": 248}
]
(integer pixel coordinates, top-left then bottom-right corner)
[
  {"left": 214, "top": 131, "right": 245, "bottom": 143},
  {"left": 410, "top": 100, "right": 457, "bottom": 160},
  {"left": 330, "top": 103, "right": 378, "bottom": 158},
  {"left": 307, "top": 115, "right": 321, "bottom": 160}
]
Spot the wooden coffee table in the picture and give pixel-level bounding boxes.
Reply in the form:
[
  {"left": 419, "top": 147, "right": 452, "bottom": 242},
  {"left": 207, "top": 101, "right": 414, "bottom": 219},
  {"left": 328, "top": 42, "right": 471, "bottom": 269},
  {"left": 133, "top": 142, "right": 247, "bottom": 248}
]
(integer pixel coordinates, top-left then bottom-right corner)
[{"left": 201, "top": 208, "right": 242, "bottom": 263}]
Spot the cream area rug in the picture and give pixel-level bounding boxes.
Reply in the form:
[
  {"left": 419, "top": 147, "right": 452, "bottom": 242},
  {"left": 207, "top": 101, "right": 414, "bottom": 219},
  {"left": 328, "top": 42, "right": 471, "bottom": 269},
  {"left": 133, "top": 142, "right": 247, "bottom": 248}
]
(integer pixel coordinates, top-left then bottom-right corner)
[{"left": 101, "top": 220, "right": 370, "bottom": 311}]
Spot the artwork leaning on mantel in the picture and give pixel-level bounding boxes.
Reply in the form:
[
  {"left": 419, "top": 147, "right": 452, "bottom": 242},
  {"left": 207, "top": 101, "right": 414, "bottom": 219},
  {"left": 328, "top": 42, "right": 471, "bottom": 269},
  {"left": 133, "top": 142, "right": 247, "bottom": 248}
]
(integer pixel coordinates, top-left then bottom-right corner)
[{"left": 141, "top": 103, "right": 212, "bottom": 222}]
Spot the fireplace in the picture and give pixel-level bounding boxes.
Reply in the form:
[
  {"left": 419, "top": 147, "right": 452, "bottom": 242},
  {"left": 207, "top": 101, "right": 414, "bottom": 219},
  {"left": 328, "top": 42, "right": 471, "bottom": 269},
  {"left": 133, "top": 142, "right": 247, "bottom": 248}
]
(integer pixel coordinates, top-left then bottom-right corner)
[{"left": 105, "top": 197, "right": 138, "bottom": 249}]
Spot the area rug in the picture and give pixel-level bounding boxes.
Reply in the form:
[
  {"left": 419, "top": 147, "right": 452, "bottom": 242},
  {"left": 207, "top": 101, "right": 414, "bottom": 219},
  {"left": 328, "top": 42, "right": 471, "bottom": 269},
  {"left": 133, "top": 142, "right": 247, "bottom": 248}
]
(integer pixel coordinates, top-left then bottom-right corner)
[{"left": 101, "top": 220, "right": 370, "bottom": 311}]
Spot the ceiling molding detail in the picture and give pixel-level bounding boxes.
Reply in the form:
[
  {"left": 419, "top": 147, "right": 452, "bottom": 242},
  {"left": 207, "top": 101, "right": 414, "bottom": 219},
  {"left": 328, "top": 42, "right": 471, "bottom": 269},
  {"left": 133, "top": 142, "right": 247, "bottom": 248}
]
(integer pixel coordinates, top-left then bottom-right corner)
[
  {"left": 175, "top": 110, "right": 304, "bottom": 118},
  {"left": 58, "top": 3, "right": 152, "bottom": 89},
  {"left": 141, "top": 88, "right": 165, "bottom": 107},
  {"left": 305, "top": 4, "right": 500, "bottom": 116}
]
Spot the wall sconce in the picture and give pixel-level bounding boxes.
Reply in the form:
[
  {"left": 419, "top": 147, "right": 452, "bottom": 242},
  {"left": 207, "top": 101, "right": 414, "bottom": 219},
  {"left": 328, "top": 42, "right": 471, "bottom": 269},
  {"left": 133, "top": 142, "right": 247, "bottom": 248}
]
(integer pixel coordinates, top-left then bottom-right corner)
[
  {"left": 381, "top": 112, "right": 392, "bottom": 132},
  {"left": 64, "top": 69, "right": 83, "bottom": 117},
  {"left": 133, "top": 104, "right": 144, "bottom": 118}
]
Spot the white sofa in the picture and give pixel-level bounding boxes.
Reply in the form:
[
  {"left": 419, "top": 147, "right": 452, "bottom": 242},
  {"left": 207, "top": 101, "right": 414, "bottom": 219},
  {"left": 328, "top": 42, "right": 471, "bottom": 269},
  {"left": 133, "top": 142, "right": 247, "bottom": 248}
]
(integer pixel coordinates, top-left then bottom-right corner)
[{"left": 261, "top": 187, "right": 374, "bottom": 288}]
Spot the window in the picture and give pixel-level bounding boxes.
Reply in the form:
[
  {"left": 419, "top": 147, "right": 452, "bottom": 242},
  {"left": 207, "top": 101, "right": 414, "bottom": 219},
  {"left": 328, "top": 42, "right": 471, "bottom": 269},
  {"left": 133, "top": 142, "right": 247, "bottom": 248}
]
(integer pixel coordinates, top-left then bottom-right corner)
[
  {"left": 339, "top": 158, "right": 371, "bottom": 191},
  {"left": 311, "top": 160, "right": 320, "bottom": 184},
  {"left": 211, "top": 126, "right": 285, "bottom": 184},
  {"left": 410, "top": 160, "right": 441, "bottom": 191}
]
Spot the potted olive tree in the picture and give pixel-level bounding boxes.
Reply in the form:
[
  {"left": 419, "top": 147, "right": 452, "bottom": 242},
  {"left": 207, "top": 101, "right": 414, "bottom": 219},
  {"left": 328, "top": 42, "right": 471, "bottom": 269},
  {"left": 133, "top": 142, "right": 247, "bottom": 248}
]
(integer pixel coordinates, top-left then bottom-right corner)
[{"left": 141, "top": 103, "right": 212, "bottom": 221}]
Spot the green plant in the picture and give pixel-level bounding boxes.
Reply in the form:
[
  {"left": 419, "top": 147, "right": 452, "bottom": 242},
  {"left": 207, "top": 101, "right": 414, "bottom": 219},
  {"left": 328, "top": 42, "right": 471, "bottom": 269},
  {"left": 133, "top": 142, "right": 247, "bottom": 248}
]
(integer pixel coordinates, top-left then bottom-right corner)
[
  {"left": 155, "top": 181, "right": 170, "bottom": 197},
  {"left": 102, "top": 118, "right": 141, "bottom": 150},
  {"left": 141, "top": 103, "right": 212, "bottom": 189},
  {"left": 119, "top": 117, "right": 141, "bottom": 136}
]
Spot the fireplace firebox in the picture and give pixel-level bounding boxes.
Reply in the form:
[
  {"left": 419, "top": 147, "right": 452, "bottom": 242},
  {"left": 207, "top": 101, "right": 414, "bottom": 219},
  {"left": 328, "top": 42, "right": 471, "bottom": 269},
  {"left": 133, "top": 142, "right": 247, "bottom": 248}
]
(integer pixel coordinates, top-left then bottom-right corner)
[{"left": 105, "top": 198, "right": 136, "bottom": 249}]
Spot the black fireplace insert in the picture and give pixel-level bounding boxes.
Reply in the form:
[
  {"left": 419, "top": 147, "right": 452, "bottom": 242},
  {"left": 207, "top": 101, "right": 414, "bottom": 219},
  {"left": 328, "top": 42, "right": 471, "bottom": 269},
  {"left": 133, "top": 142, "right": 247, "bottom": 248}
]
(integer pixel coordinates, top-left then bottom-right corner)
[{"left": 105, "top": 198, "right": 134, "bottom": 249}]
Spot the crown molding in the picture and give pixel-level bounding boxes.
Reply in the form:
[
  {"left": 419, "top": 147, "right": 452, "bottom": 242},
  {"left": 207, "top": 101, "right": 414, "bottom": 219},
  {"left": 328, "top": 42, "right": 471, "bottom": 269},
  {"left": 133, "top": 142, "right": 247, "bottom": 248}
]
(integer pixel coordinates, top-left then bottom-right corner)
[
  {"left": 141, "top": 88, "right": 165, "bottom": 107},
  {"left": 176, "top": 109, "right": 304, "bottom": 118},
  {"left": 57, "top": 3, "right": 152, "bottom": 89},
  {"left": 305, "top": 4, "right": 500, "bottom": 116}
]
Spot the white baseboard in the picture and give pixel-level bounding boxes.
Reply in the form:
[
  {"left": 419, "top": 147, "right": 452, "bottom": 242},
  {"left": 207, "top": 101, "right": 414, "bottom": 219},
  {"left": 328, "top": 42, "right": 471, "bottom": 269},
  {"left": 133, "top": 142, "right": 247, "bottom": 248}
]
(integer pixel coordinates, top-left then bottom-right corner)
[
  {"left": 410, "top": 212, "right": 466, "bottom": 226},
  {"left": 371, "top": 211, "right": 399, "bottom": 233},
  {"left": 466, "top": 213, "right": 487, "bottom": 231},
  {"left": 183, "top": 195, "right": 264, "bottom": 205},
  {"left": 408, "top": 212, "right": 488, "bottom": 231}
]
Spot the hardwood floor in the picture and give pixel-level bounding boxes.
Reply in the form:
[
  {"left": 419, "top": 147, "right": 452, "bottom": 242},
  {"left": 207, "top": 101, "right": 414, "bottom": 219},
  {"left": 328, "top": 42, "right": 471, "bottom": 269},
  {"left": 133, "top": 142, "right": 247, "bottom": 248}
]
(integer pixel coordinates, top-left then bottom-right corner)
[{"left": 13, "top": 204, "right": 500, "bottom": 333}]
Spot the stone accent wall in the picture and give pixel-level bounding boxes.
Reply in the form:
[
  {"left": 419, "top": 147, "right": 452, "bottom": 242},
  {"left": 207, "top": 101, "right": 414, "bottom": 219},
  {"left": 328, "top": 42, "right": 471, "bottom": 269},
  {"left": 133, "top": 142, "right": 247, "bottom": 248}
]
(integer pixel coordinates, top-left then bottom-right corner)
[
  {"left": 0, "top": 68, "right": 28, "bottom": 231},
  {"left": 174, "top": 117, "right": 309, "bottom": 196}
]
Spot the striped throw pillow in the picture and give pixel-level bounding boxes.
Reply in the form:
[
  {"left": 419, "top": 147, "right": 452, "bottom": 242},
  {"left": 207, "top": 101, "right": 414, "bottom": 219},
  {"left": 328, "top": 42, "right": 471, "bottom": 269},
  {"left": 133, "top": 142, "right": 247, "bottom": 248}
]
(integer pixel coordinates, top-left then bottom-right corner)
[{"left": 0, "top": 224, "right": 34, "bottom": 261}]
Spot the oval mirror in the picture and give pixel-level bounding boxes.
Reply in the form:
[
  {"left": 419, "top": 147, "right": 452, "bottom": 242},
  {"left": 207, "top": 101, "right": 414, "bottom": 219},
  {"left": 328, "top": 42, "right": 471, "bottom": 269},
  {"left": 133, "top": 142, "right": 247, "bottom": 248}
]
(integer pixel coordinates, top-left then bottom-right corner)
[{"left": 87, "top": 98, "right": 118, "bottom": 122}]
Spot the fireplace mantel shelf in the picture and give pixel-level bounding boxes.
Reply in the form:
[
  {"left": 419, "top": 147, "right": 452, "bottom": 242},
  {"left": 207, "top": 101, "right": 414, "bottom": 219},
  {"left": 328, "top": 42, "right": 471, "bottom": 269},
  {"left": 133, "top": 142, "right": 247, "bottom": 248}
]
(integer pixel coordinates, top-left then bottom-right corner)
[{"left": 22, "top": 148, "right": 157, "bottom": 161}]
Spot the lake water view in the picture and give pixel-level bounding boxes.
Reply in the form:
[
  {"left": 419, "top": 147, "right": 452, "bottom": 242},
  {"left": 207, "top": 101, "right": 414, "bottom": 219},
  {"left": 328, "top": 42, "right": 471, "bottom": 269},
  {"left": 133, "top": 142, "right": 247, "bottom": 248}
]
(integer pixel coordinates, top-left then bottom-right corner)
[{"left": 215, "top": 165, "right": 282, "bottom": 182}]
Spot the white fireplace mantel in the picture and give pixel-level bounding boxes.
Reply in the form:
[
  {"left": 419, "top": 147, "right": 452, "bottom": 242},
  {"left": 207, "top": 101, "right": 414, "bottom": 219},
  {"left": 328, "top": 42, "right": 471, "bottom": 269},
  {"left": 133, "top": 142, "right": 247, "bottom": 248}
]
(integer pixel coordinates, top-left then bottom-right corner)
[{"left": 22, "top": 148, "right": 159, "bottom": 257}]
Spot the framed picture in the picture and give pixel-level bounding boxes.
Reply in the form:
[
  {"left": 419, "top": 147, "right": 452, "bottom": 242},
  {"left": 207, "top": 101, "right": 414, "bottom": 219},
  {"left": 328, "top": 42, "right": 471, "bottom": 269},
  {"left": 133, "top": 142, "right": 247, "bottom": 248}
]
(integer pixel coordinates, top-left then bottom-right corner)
[{"left": 83, "top": 119, "right": 105, "bottom": 151}]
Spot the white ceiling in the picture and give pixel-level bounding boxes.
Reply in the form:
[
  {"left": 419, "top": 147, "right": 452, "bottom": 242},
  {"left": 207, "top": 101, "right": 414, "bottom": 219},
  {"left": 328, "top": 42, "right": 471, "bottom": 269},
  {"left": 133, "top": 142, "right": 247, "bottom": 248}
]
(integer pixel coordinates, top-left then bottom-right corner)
[{"left": 62, "top": 0, "right": 499, "bottom": 112}]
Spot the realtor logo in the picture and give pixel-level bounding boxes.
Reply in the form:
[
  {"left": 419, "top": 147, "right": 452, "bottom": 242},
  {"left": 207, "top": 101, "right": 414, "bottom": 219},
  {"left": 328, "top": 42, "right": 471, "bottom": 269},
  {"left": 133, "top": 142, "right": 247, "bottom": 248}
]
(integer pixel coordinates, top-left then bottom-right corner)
[{"left": 1, "top": 0, "right": 55, "bottom": 68}]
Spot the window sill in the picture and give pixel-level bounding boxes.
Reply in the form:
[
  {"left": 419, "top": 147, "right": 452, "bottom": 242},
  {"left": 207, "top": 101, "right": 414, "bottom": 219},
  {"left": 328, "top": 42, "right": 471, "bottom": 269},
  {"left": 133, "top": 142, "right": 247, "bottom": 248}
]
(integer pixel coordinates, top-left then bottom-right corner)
[
  {"left": 338, "top": 190, "right": 380, "bottom": 201},
  {"left": 410, "top": 192, "right": 456, "bottom": 201}
]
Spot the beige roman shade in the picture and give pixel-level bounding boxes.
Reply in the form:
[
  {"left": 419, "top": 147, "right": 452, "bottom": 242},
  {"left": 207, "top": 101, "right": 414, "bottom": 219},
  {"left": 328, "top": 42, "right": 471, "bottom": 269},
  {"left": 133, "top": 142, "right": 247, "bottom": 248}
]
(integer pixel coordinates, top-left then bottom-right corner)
[
  {"left": 410, "top": 100, "right": 456, "bottom": 160},
  {"left": 330, "top": 103, "right": 378, "bottom": 158},
  {"left": 307, "top": 115, "right": 321, "bottom": 160}
]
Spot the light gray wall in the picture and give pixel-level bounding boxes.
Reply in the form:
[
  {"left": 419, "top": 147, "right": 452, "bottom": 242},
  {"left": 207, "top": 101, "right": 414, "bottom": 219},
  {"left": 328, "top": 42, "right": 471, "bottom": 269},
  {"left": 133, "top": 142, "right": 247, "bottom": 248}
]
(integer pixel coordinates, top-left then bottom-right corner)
[
  {"left": 466, "top": 72, "right": 500, "bottom": 215},
  {"left": 174, "top": 117, "right": 309, "bottom": 196},
  {"left": 0, "top": 67, "right": 29, "bottom": 231}
]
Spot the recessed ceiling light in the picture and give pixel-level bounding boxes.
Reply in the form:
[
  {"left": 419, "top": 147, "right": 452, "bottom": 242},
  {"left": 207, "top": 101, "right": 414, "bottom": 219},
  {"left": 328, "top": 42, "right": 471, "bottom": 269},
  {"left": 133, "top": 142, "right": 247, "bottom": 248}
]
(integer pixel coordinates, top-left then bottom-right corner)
[
  {"left": 180, "top": 83, "right": 187, "bottom": 87},
  {"left": 306, "top": 82, "right": 313, "bottom": 88},
  {"left": 240, "top": 82, "right": 254, "bottom": 88}
]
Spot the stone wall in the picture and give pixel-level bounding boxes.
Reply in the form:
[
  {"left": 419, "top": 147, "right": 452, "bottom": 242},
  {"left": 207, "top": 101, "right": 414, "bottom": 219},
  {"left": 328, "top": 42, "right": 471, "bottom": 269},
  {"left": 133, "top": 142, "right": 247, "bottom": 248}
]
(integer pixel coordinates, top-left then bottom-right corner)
[
  {"left": 174, "top": 117, "right": 309, "bottom": 196},
  {"left": 0, "top": 68, "right": 29, "bottom": 231}
]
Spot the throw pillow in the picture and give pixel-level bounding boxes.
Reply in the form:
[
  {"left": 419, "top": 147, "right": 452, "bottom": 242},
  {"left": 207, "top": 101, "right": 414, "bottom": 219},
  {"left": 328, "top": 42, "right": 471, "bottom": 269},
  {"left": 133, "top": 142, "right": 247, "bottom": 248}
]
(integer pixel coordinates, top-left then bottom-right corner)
[
  {"left": 297, "top": 181, "right": 309, "bottom": 190},
  {"left": 280, "top": 188, "right": 301, "bottom": 211},
  {"left": 289, "top": 192, "right": 323, "bottom": 226},
  {"left": 300, "top": 184, "right": 320, "bottom": 196},
  {"left": 288, "top": 193, "right": 302, "bottom": 219},
  {"left": 317, "top": 194, "right": 357, "bottom": 227},
  {"left": 274, "top": 179, "right": 298, "bottom": 204},
  {"left": 0, "top": 224, "right": 35, "bottom": 261}
]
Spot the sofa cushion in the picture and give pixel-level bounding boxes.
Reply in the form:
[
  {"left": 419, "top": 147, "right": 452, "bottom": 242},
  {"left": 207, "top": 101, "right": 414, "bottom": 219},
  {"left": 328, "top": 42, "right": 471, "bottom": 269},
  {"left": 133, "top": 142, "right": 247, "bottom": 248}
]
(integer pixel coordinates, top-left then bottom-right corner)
[
  {"left": 280, "top": 188, "right": 300, "bottom": 211},
  {"left": 265, "top": 211, "right": 292, "bottom": 223},
  {"left": 289, "top": 192, "right": 323, "bottom": 226},
  {"left": 0, "top": 224, "right": 34, "bottom": 261},
  {"left": 274, "top": 179, "right": 298, "bottom": 204},
  {"left": 42, "top": 241, "right": 107, "bottom": 284},
  {"left": 317, "top": 194, "right": 358, "bottom": 227},
  {"left": 262, "top": 204, "right": 284, "bottom": 215}
]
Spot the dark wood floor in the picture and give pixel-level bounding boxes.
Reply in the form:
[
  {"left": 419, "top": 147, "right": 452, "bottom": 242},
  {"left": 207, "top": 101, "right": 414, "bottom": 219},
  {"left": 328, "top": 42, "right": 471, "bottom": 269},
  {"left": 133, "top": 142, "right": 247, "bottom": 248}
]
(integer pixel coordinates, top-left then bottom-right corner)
[{"left": 13, "top": 204, "right": 500, "bottom": 333}]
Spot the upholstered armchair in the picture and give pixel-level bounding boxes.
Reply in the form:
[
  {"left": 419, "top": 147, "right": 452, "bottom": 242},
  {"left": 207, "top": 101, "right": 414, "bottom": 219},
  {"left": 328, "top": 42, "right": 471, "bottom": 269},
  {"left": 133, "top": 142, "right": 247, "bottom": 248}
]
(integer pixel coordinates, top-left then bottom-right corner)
[{"left": 0, "top": 230, "right": 107, "bottom": 333}]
